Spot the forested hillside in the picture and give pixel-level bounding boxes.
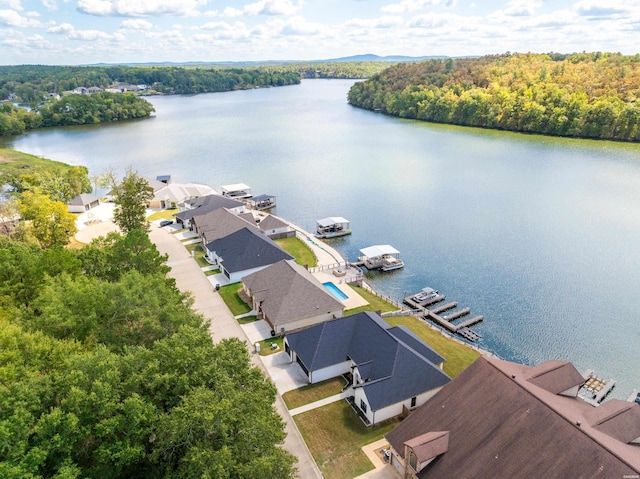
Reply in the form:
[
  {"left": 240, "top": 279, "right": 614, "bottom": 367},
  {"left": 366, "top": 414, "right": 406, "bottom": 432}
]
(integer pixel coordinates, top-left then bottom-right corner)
[{"left": 348, "top": 52, "right": 640, "bottom": 141}]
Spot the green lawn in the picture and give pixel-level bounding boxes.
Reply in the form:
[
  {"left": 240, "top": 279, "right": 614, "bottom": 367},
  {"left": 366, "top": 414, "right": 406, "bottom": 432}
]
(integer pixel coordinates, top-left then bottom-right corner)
[
  {"left": 184, "top": 244, "right": 211, "bottom": 268},
  {"left": 0, "top": 147, "right": 71, "bottom": 177},
  {"left": 237, "top": 315, "right": 258, "bottom": 325},
  {"left": 203, "top": 269, "right": 220, "bottom": 276},
  {"left": 344, "top": 285, "right": 398, "bottom": 316},
  {"left": 147, "top": 209, "right": 177, "bottom": 221},
  {"left": 385, "top": 315, "right": 480, "bottom": 378},
  {"left": 218, "top": 284, "right": 252, "bottom": 316},
  {"left": 295, "top": 401, "right": 400, "bottom": 479},
  {"left": 257, "top": 336, "right": 284, "bottom": 356},
  {"left": 275, "top": 237, "right": 317, "bottom": 267},
  {"left": 282, "top": 377, "right": 346, "bottom": 410}
]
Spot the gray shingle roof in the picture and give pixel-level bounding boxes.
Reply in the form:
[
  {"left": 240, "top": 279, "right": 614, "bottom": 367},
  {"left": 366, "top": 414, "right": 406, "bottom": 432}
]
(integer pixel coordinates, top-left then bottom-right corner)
[
  {"left": 192, "top": 208, "right": 256, "bottom": 244},
  {"left": 175, "top": 194, "right": 244, "bottom": 221},
  {"left": 242, "top": 260, "right": 343, "bottom": 326},
  {"left": 206, "top": 227, "right": 293, "bottom": 273},
  {"left": 68, "top": 193, "right": 100, "bottom": 206},
  {"left": 386, "top": 356, "right": 640, "bottom": 478},
  {"left": 286, "top": 312, "right": 450, "bottom": 411}
]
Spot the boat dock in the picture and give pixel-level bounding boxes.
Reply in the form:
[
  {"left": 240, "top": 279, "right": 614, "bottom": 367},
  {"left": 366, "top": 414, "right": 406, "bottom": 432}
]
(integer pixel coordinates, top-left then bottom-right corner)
[
  {"left": 580, "top": 370, "right": 616, "bottom": 405},
  {"left": 404, "top": 291, "right": 484, "bottom": 342}
]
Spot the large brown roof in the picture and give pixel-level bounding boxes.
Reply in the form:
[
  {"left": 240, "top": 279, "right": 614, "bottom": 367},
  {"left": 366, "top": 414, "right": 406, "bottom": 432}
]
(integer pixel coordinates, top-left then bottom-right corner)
[{"left": 386, "top": 356, "right": 640, "bottom": 478}]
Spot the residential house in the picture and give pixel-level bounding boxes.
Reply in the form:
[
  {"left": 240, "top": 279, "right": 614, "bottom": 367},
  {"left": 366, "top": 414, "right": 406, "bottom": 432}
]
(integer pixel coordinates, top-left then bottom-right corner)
[
  {"left": 385, "top": 356, "right": 640, "bottom": 478},
  {"left": 67, "top": 193, "right": 100, "bottom": 213},
  {"left": 285, "top": 311, "right": 450, "bottom": 425},
  {"left": 175, "top": 194, "right": 246, "bottom": 229},
  {"left": 242, "top": 259, "right": 344, "bottom": 334},
  {"left": 191, "top": 208, "right": 256, "bottom": 251},
  {"left": 148, "top": 183, "right": 216, "bottom": 210},
  {"left": 205, "top": 227, "right": 293, "bottom": 283},
  {"left": 239, "top": 212, "right": 294, "bottom": 240}
]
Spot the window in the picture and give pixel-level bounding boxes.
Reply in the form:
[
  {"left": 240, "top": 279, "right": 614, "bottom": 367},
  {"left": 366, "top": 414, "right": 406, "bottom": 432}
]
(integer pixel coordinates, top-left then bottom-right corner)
[
  {"left": 408, "top": 450, "right": 418, "bottom": 471},
  {"left": 360, "top": 399, "right": 367, "bottom": 414},
  {"left": 411, "top": 396, "right": 417, "bottom": 408}
]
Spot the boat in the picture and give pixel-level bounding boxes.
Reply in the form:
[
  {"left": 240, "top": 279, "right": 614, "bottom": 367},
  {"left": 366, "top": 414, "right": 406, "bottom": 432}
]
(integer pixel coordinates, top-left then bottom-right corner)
[
  {"left": 316, "top": 217, "right": 351, "bottom": 238},
  {"left": 357, "top": 245, "right": 404, "bottom": 271},
  {"left": 413, "top": 287, "right": 439, "bottom": 302}
]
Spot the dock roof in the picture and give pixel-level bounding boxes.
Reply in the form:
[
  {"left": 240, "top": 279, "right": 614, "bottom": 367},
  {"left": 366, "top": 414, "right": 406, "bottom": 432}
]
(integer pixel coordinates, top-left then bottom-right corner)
[
  {"left": 316, "top": 217, "right": 349, "bottom": 227},
  {"left": 359, "top": 244, "right": 399, "bottom": 258}
]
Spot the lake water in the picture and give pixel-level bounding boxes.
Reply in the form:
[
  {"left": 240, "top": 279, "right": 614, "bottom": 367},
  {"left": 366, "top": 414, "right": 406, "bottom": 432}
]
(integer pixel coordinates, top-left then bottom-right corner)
[{"left": 5, "top": 79, "right": 640, "bottom": 397}]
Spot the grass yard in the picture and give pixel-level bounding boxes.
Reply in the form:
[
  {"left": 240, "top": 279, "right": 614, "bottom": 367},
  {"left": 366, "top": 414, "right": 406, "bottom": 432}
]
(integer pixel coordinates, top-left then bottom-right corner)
[
  {"left": 184, "top": 244, "right": 211, "bottom": 268},
  {"left": 257, "top": 336, "right": 284, "bottom": 356},
  {"left": 282, "top": 377, "right": 346, "bottom": 410},
  {"left": 275, "top": 237, "right": 317, "bottom": 267},
  {"left": 218, "top": 284, "right": 252, "bottom": 316},
  {"left": 295, "top": 401, "right": 400, "bottom": 479},
  {"left": 204, "top": 269, "right": 220, "bottom": 276},
  {"left": 344, "top": 285, "right": 398, "bottom": 316},
  {"left": 0, "top": 147, "right": 70, "bottom": 176},
  {"left": 236, "top": 315, "right": 258, "bottom": 325},
  {"left": 147, "top": 209, "right": 177, "bottom": 221},
  {"left": 385, "top": 315, "right": 480, "bottom": 378}
]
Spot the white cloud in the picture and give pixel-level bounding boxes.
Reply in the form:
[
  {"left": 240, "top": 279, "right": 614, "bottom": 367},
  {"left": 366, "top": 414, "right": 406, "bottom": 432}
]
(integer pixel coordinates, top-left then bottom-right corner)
[
  {"left": 41, "top": 0, "right": 58, "bottom": 9},
  {"left": 76, "top": 0, "right": 208, "bottom": 17},
  {"left": 503, "top": 0, "right": 542, "bottom": 17},
  {"left": 344, "top": 16, "right": 403, "bottom": 29},
  {"left": 381, "top": 0, "right": 439, "bottom": 14},
  {"left": 0, "top": 0, "right": 22, "bottom": 10},
  {"left": 120, "top": 18, "right": 153, "bottom": 30},
  {"left": 0, "top": 9, "right": 41, "bottom": 27},
  {"left": 574, "top": 0, "right": 629, "bottom": 17},
  {"left": 279, "top": 15, "right": 324, "bottom": 35},
  {"left": 48, "top": 22, "right": 112, "bottom": 40},
  {"left": 217, "top": 0, "right": 302, "bottom": 18}
]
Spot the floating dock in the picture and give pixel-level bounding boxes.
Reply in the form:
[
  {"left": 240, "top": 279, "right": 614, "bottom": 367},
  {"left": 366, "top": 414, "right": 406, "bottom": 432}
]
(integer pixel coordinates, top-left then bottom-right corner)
[
  {"left": 404, "top": 291, "right": 484, "bottom": 342},
  {"left": 580, "top": 370, "right": 616, "bottom": 406}
]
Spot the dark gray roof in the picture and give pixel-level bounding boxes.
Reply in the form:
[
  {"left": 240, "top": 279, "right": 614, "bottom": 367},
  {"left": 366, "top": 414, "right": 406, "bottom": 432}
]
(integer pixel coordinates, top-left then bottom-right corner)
[
  {"left": 206, "top": 227, "right": 293, "bottom": 273},
  {"left": 286, "top": 312, "right": 450, "bottom": 411},
  {"left": 386, "top": 356, "right": 640, "bottom": 478},
  {"left": 69, "top": 193, "right": 100, "bottom": 206},
  {"left": 175, "top": 194, "right": 244, "bottom": 221},
  {"left": 387, "top": 326, "right": 445, "bottom": 366},
  {"left": 242, "top": 260, "right": 343, "bottom": 326},
  {"left": 192, "top": 208, "right": 256, "bottom": 244},
  {"left": 251, "top": 194, "right": 274, "bottom": 202},
  {"left": 257, "top": 214, "right": 288, "bottom": 232}
]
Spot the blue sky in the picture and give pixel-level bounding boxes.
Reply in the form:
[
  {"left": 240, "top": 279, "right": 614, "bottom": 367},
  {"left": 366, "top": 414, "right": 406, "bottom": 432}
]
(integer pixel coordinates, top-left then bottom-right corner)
[{"left": 1, "top": 0, "right": 638, "bottom": 65}]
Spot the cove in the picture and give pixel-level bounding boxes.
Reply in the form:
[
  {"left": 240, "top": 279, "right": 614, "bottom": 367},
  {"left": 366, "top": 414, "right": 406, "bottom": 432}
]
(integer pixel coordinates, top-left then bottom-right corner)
[{"left": 5, "top": 79, "right": 640, "bottom": 397}]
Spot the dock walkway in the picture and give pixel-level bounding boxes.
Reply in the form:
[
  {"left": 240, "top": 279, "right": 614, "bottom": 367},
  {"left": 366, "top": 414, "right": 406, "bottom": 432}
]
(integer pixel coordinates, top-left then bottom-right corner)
[{"left": 404, "top": 295, "right": 484, "bottom": 342}]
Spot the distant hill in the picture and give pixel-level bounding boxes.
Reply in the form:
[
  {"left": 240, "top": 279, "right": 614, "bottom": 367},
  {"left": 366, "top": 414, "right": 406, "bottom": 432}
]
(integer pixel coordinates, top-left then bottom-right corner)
[{"left": 86, "top": 54, "right": 448, "bottom": 67}]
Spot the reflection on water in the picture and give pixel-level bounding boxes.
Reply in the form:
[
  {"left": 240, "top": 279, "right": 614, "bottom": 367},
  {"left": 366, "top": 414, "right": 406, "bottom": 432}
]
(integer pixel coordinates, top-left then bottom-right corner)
[{"left": 5, "top": 79, "right": 640, "bottom": 397}]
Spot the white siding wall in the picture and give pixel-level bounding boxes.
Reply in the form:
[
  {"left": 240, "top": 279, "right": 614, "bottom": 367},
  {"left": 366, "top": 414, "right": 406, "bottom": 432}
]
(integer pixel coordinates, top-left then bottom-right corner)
[
  {"left": 355, "top": 386, "right": 445, "bottom": 425},
  {"left": 310, "top": 360, "right": 351, "bottom": 384},
  {"left": 274, "top": 310, "right": 342, "bottom": 334},
  {"left": 227, "top": 265, "right": 271, "bottom": 284}
]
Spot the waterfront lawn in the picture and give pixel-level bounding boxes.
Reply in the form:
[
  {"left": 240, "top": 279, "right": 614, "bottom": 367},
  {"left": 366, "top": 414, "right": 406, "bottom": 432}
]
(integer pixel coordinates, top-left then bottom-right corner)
[
  {"left": 344, "top": 285, "right": 398, "bottom": 316},
  {"left": 295, "top": 401, "right": 400, "bottom": 479},
  {"left": 275, "top": 237, "right": 317, "bottom": 267},
  {"left": 185, "top": 244, "right": 210, "bottom": 268},
  {"left": 385, "top": 315, "right": 480, "bottom": 378},
  {"left": 218, "top": 284, "right": 252, "bottom": 316},
  {"left": 0, "top": 147, "right": 70, "bottom": 176},
  {"left": 282, "top": 377, "right": 346, "bottom": 410}
]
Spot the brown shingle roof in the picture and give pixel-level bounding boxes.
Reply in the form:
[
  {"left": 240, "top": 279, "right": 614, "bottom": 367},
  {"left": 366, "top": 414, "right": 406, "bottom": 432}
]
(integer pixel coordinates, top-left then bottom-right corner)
[
  {"left": 386, "top": 356, "right": 640, "bottom": 478},
  {"left": 524, "top": 359, "right": 585, "bottom": 395},
  {"left": 405, "top": 431, "right": 449, "bottom": 465}
]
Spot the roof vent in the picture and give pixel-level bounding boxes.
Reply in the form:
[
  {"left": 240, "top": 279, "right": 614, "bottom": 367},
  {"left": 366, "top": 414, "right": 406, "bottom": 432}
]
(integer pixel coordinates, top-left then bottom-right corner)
[
  {"left": 576, "top": 421, "right": 581, "bottom": 427},
  {"left": 512, "top": 374, "right": 516, "bottom": 379}
]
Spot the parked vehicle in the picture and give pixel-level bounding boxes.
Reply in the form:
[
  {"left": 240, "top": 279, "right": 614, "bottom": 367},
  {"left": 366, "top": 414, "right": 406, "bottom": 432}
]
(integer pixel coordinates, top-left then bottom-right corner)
[{"left": 159, "top": 220, "right": 174, "bottom": 227}]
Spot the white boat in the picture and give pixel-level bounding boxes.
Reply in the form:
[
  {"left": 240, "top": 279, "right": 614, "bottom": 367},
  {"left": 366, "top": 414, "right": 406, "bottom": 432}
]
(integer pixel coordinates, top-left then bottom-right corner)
[
  {"left": 413, "top": 287, "right": 439, "bottom": 302},
  {"left": 357, "top": 245, "right": 404, "bottom": 271},
  {"left": 316, "top": 217, "right": 351, "bottom": 238}
]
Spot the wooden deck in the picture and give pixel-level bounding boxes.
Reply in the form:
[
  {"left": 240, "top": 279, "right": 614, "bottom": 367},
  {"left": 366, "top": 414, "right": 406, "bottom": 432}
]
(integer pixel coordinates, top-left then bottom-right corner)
[{"left": 403, "top": 293, "right": 484, "bottom": 342}]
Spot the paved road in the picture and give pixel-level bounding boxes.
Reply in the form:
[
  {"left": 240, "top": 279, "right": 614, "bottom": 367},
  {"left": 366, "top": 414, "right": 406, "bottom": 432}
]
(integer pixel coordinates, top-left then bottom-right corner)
[{"left": 149, "top": 225, "right": 323, "bottom": 479}]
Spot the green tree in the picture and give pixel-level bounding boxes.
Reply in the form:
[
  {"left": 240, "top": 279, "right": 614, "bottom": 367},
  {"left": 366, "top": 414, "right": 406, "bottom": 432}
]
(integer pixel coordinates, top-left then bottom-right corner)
[
  {"left": 18, "top": 191, "right": 77, "bottom": 248},
  {"left": 111, "top": 169, "right": 154, "bottom": 234}
]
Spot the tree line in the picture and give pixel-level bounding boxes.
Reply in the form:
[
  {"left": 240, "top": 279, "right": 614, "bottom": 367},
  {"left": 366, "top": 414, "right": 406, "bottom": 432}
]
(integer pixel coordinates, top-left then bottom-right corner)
[
  {"left": 0, "top": 162, "right": 296, "bottom": 478},
  {"left": 347, "top": 52, "right": 640, "bottom": 141}
]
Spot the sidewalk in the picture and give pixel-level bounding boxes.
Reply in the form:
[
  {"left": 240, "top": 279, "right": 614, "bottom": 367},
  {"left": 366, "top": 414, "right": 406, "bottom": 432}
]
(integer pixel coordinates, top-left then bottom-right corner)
[
  {"left": 289, "top": 387, "right": 353, "bottom": 416},
  {"left": 149, "top": 224, "right": 323, "bottom": 479}
]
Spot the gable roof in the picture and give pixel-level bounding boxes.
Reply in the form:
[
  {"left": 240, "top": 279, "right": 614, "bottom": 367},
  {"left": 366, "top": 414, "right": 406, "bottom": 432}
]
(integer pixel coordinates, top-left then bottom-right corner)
[
  {"left": 524, "top": 359, "right": 585, "bottom": 395},
  {"left": 152, "top": 183, "right": 215, "bottom": 204},
  {"left": 286, "top": 312, "right": 450, "bottom": 411},
  {"left": 206, "top": 227, "right": 293, "bottom": 273},
  {"left": 386, "top": 356, "right": 640, "bottom": 478},
  {"left": 175, "top": 194, "right": 245, "bottom": 221},
  {"left": 242, "top": 260, "right": 343, "bottom": 325},
  {"left": 192, "top": 208, "right": 256, "bottom": 244},
  {"left": 68, "top": 193, "right": 100, "bottom": 206}
]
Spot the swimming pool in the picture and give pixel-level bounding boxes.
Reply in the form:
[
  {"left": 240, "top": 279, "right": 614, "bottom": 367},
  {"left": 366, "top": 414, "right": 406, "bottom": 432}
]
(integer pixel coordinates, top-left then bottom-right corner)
[{"left": 322, "top": 282, "right": 349, "bottom": 301}]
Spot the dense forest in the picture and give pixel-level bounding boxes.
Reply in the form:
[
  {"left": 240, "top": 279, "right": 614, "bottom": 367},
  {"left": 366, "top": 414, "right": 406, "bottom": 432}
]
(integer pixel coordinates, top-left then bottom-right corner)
[
  {"left": 347, "top": 52, "right": 640, "bottom": 141},
  {"left": 0, "top": 155, "right": 296, "bottom": 477}
]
